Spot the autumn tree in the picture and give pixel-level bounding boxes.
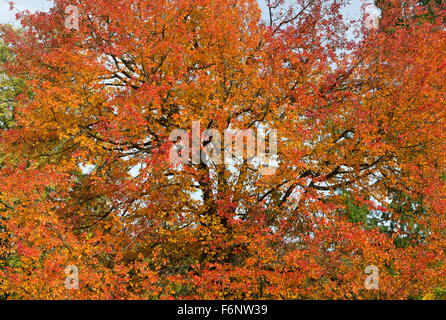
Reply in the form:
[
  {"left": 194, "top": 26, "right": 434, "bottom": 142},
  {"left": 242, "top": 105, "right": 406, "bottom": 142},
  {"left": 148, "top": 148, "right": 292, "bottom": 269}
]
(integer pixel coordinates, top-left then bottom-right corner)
[{"left": 0, "top": 0, "right": 444, "bottom": 299}]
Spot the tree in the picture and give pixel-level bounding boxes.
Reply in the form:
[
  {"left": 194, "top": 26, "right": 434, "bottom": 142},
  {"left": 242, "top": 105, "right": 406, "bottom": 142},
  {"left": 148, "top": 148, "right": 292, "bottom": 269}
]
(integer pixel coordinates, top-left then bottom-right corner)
[
  {"left": 0, "top": 31, "right": 26, "bottom": 299},
  {"left": 0, "top": 0, "right": 444, "bottom": 299}
]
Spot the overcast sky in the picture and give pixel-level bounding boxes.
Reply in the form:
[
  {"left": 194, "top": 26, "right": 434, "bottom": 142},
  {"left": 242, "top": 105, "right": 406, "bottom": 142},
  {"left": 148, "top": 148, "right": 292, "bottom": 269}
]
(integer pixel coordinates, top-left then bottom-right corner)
[
  {"left": 1, "top": 0, "right": 366, "bottom": 27},
  {"left": 0, "top": 0, "right": 51, "bottom": 25}
]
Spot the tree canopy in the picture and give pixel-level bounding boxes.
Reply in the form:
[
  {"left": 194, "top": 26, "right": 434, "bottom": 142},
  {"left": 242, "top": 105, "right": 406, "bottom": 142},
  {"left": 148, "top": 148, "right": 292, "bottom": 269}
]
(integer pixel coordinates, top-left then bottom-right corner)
[{"left": 0, "top": 0, "right": 444, "bottom": 299}]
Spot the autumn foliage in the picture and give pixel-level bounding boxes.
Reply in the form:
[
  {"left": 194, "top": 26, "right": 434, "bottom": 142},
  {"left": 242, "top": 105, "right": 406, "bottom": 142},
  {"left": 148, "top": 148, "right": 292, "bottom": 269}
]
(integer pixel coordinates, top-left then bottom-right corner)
[{"left": 0, "top": 0, "right": 445, "bottom": 299}]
